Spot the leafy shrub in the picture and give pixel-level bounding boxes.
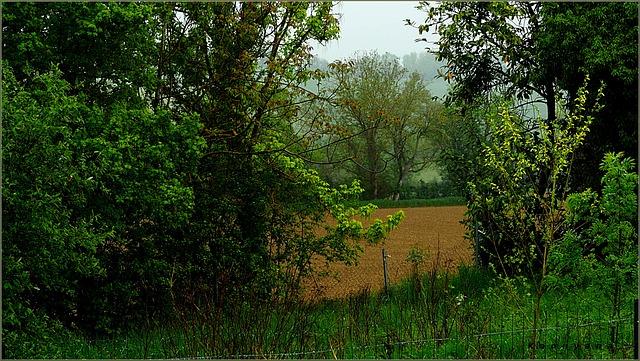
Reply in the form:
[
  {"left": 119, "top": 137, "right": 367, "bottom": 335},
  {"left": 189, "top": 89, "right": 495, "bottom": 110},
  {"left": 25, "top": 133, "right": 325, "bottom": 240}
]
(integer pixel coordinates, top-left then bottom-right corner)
[
  {"left": 550, "top": 152, "right": 638, "bottom": 319},
  {"left": 2, "top": 63, "right": 205, "bottom": 340}
]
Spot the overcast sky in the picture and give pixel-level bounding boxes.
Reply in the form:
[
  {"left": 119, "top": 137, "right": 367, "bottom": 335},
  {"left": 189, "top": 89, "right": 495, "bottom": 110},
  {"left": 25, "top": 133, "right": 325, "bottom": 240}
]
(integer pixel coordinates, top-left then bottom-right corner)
[{"left": 311, "top": 1, "right": 438, "bottom": 62}]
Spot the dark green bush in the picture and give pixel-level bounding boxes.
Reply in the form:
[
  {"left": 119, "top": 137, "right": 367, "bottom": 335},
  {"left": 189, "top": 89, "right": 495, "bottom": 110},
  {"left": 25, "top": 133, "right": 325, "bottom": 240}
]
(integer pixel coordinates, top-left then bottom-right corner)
[{"left": 400, "top": 179, "right": 462, "bottom": 200}]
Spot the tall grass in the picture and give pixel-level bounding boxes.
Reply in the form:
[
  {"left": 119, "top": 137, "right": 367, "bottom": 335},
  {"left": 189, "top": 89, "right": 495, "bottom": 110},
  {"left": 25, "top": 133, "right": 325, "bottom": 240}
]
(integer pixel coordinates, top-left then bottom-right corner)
[{"left": 51, "top": 262, "right": 635, "bottom": 359}]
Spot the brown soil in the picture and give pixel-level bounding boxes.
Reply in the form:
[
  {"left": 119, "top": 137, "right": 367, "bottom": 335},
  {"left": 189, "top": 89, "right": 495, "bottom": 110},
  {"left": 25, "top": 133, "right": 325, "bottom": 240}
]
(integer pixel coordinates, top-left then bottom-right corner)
[{"left": 304, "top": 206, "right": 471, "bottom": 300}]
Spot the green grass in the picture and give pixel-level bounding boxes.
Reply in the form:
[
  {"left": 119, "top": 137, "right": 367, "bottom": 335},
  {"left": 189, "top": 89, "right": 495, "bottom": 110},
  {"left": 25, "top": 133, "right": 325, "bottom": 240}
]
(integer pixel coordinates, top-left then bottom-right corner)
[
  {"left": 46, "top": 264, "right": 635, "bottom": 359},
  {"left": 348, "top": 196, "right": 466, "bottom": 209}
]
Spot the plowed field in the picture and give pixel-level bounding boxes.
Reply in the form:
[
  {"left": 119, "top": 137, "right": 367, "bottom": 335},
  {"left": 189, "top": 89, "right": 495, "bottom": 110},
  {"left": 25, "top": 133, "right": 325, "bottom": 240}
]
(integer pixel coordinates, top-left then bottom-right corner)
[{"left": 305, "top": 206, "right": 471, "bottom": 299}]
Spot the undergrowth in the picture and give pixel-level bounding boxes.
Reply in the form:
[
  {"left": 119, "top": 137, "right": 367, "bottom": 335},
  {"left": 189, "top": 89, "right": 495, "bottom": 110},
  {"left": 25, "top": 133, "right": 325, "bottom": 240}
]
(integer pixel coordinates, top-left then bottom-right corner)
[{"left": 33, "top": 263, "right": 635, "bottom": 359}]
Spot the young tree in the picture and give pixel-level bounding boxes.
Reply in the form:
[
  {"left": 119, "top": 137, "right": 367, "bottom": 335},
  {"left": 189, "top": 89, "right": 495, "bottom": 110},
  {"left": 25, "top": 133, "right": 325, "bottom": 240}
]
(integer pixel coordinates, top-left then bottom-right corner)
[
  {"left": 550, "top": 153, "right": 638, "bottom": 334},
  {"left": 465, "top": 80, "right": 601, "bottom": 357}
]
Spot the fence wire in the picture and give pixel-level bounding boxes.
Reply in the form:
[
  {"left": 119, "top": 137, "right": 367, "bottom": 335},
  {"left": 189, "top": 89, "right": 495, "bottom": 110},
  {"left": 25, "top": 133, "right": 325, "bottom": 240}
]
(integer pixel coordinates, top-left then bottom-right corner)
[
  {"left": 77, "top": 312, "right": 635, "bottom": 359},
  {"left": 306, "top": 251, "right": 462, "bottom": 299},
  {"left": 164, "top": 317, "right": 634, "bottom": 360},
  {"left": 55, "top": 250, "right": 637, "bottom": 359}
]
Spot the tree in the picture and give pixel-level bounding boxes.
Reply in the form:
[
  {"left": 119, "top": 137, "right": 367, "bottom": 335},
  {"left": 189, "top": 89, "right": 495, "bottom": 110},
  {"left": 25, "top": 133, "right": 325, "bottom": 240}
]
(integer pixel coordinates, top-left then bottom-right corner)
[
  {"left": 537, "top": 2, "right": 638, "bottom": 190},
  {"left": 464, "top": 81, "right": 601, "bottom": 357},
  {"left": 320, "top": 51, "right": 441, "bottom": 200},
  {"left": 412, "top": 1, "right": 637, "bottom": 192},
  {"left": 435, "top": 105, "right": 492, "bottom": 200},
  {"left": 401, "top": 52, "right": 443, "bottom": 83},
  {"left": 414, "top": 2, "right": 552, "bottom": 117},
  {"left": 3, "top": 4, "right": 406, "bottom": 351},
  {"left": 387, "top": 72, "right": 444, "bottom": 200},
  {"left": 145, "top": 2, "right": 404, "bottom": 303}
]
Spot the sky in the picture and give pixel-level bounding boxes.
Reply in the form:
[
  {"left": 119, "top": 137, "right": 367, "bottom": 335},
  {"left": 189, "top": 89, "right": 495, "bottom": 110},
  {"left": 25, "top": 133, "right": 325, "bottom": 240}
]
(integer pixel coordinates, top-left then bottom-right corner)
[{"left": 311, "top": 1, "right": 439, "bottom": 62}]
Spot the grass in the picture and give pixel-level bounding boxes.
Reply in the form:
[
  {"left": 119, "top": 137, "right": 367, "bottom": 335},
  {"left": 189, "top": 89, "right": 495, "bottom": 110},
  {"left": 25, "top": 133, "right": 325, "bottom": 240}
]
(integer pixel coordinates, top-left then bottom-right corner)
[
  {"left": 47, "top": 263, "right": 636, "bottom": 359},
  {"left": 348, "top": 196, "right": 466, "bottom": 209}
]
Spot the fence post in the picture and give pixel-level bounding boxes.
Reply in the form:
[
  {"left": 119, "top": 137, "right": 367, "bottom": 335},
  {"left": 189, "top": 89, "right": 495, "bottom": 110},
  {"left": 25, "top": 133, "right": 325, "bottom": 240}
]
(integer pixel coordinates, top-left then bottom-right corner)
[
  {"left": 382, "top": 248, "right": 389, "bottom": 297},
  {"left": 474, "top": 219, "right": 479, "bottom": 268},
  {"left": 634, "top": 298, "right": 638, "bottom": 360}
]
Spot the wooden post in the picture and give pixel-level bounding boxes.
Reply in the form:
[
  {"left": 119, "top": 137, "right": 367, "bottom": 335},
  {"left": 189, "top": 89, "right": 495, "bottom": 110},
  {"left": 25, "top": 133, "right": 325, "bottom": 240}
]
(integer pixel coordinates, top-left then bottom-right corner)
[
  {"left": 382, "top": 248, "right": 389, "bottom": 297},
  {"left": 474, "top": 219, "right": 479, "bottom": 268}
]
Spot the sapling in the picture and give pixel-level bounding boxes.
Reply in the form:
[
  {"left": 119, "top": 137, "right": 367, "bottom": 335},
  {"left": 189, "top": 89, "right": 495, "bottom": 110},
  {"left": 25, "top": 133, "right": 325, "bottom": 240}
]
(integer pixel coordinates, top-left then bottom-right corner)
[
  {"left": 550, "top": 152, "right": 638, "bottom": 346},
  {"left": 467, "top": 76, "right": 603, "bottom": 357}
]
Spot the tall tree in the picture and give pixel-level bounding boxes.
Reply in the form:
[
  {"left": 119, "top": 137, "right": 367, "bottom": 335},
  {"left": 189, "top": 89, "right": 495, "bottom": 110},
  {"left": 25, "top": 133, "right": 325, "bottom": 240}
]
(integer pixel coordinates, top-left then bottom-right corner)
[
  {"left": 322, "top": 51, "right": 441, "bottom": 200},
  {"left": 401, "top": 51, "right": 448, "bottom": 97},
  {"left": 413, "top": 1, "right": 637, "bottom": 192},
  {"left": 145, "top": 3, "right": 403, "bottom": 303},
  {"left": 3, "top": 4, "right": 406, "bottom": 352},
  {"left": 387, "top": 72, "right": 444, "bottom": 200},
  {"left": 537, "top": 2, "right": 638, "bottom": 190},
  {"left": 329, "top": 52, "right": 402, "bottom": 199}
]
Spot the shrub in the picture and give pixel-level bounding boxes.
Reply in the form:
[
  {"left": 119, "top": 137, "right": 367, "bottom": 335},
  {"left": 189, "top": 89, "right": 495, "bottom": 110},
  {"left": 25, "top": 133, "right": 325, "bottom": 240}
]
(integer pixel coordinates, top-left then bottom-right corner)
[{"left": 550, "top": 152, "right": 638, "bottom": 321}]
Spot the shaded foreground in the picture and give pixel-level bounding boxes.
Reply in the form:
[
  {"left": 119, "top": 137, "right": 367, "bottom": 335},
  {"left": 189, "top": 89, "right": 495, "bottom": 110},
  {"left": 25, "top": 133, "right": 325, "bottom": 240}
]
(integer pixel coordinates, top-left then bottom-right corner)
[
  {"left": 24, "top": 206, "right": 636, "bottom": 359},
  {"left": 62, "top": 265, "right": 635, "bottom": 359}
]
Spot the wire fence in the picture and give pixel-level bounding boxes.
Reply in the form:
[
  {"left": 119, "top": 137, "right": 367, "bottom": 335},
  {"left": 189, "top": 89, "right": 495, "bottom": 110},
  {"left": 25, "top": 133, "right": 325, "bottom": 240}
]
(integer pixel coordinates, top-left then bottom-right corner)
[
  {"left": 189, "top": 317, "right": 635, "bottom": 359},
  {"left": 50, "top": 247, "right": 638, "bottom": 359},
  {"left": 75, "top": 295, "right": 637, "bottom": 359},
  {"left": 306, "top": 247, "right": 463, "bottom": 299}
]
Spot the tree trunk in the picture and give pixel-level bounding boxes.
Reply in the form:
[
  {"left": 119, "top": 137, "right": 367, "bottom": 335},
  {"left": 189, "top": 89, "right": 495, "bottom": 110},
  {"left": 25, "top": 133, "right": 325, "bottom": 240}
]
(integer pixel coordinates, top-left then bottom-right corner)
[{"left": 365, "top": 130, "right": 380, "bottom": 199}]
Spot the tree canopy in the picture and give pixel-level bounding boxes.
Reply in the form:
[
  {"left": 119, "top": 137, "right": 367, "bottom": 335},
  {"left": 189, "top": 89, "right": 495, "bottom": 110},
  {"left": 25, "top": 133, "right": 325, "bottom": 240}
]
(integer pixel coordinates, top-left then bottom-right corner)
[
  {"left": 311, "top": 51, "right": 444, "bottom": 200},
  {"left": 2, "top": 3, "right": 405, "bottom": 356},
  {"left": 415, "top": 1, "right": 637, "bottom": 191}
]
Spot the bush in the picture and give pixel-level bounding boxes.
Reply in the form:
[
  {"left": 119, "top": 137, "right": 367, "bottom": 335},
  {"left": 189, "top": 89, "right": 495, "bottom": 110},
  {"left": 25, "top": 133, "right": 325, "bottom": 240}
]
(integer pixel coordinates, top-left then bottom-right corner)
[
  {"left": 2, "top": 63, "right": 205, "bottom": 339},
  {"left": 550, "top": 152, "right": 638, "bottom": 320},
  {"left": 401, "top": 179, "right": 463, "bottom": 200}
]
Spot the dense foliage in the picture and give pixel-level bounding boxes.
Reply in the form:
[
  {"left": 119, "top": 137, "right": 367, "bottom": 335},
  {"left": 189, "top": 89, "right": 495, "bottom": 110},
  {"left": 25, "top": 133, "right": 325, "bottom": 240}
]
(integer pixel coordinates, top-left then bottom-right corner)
[
  {"left": 413, "top": 3, "right": 637, "bottom": 354},
  {"left": 467, "top": 81, "right": 602, "bottom": 274},
  {"left": 416, "top": 1, "right": 638, "bottom": 272},
  {"left": 551, "top": 152, "right": 638, "bottom": 320},
  {"left": 3, "top": 1, "right": 637, "bottom": 358},
  {"left": 417, "top": 1, "right": 637, "bottom": 192},
  {"left": 2, "top": 3, "right": 405, "bottom": 357},
  {"left": 3, "top": 61, "right": 205, "bottom": 354}
]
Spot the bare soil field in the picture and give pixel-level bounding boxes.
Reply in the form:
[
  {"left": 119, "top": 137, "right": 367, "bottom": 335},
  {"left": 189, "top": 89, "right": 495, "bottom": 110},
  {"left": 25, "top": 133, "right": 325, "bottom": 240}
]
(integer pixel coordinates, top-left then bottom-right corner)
[{"left": 305, "top": 206, "right": 471, "bottom": 299}]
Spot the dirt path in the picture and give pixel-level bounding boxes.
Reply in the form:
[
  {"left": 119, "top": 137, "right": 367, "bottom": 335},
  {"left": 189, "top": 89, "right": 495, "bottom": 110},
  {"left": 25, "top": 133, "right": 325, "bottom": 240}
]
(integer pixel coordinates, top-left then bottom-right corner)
[{"left": 305, "top": 205, "right": 471, "bottom": 299}]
